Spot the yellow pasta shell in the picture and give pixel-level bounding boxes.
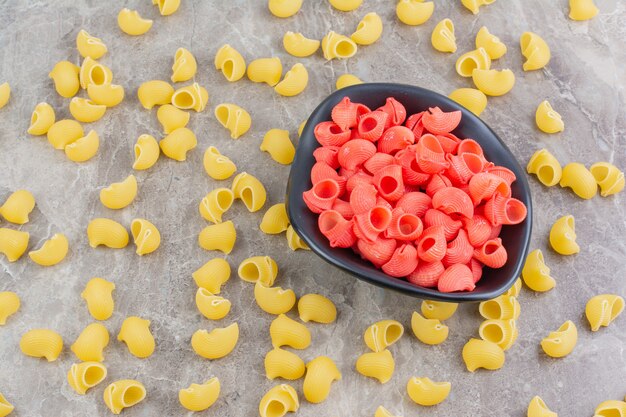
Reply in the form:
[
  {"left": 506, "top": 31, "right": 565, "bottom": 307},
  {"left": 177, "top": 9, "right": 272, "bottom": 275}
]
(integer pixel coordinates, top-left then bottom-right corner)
[
  {"left": 20, "top": 328, "right": 63, "bottom": 361},
  {"left": 268, "top": 0, "right": 303, "bottom": 18},
  {"left": 330, "top": 0, "right": 362, "bottom": 11},
  {"left": 259, "top": 384, "right": 299, "bottom": 417},
  {"left": 238, "top": 255, "right": 278, "bottom": 285},
  {"left": 69, "top": 97, "right": 106, "bottom": 123},
  {"left": 214, "top": 44, "right": 247, "bottom": 82},
  {"left": 364, "top": 320, "right": 404, "bottom": 352},
  {"left": 375, "top": 406, "right": 400, "bottom": 417},
  {"left": 171, "top": 47, "right": 197, "bottom": 82},
  {"left": 351, "top": 12, "right": 383, "bottom": 46},
  {"left": 103, "top": 379, "right": 146, "bottom": 414},
  {"left": 585, "top": 294, "right": 624, "bottom": 331},
  {"left": 87, "top": 83, "right": 125, "bottom": 107},
  {"left": 137, "top": 80, "right": 174, "bottom": 110},
  {"left": 526, "top": 148, "right": 562, "bottom": 187},
  {"left": 79, "top": 57, "right": 113, "bottom": 89},
  {"left": 28, "top": 233, "right": 69, "bottom": 266},
  {"left": 462, "top": 338, "right": 505, "bottom": 372},
  {"left": 336, "top": 74, "right": 363, "bottom": 90},
  {"left": 298, "top": 293, "right": 336, "bottom": 323},
  {"left": 406, "top": 377, "right": 451, "bottom": 406},
  {"left": 198, "top": 221, "right": 236, "bottom": 254},
  {"left": 355, "top": 349, "right": 395, "bottom": 383},
  {"left": 396, "top": 0, "right": 434, "bottom": 26},
  {"left": 283, "top": 32, "right": 320, "bottom": 57},
  {"left": 100, "top": 174, "right": 138, "bottom": 209},
  {"left": 535, "top": 100, "right": 564, "bottom": 133},
  {"left": 522, "top": 249, "right": 556, "bottom": 292},
  {"left": 87, "top": 218, "right": 129, "bottom": 249},
  {"left": 118, "top": 316, "right": 155, "bottom": 358},
  {"left": 594, "top": 400, "right": 626, "bottom": 417},
  {"left": 0, "top": 291, "right": 20, "bottom": 325},
  {"left": 479, "top": 295, "right": 520, "bottom": 320},
  {"left": 0, "top": 228, "right": 29, "bottom": 262},
  {"left": 67, "top": 361, "right": 107, "bottom": 395},
  {"left": 214, "top": 103, "right": 252, "bottom": 139},
  {"left": 260, "top": 129, "right": 295, "bottom": 164},
  {"left": 472, "top": 68, "right": 516, "bottom": 97},
  {"left": 191, "top": 323, "right": 239, "bottom": 359},
  {"left": 195, "top": 288, "right": 231, "bottom": 320},
  {"left": 286, "top": 225, "right": 310, "bottom": 251},
  {"left": 270, "top": 314, "right": 311, "bottom": 349},
  {"left": 81, "top": 277, "right": 116, "bottom": 321},
  {"left": 131, "top": 218, "right": 161, "bottom": 256},
  {"left": 1, "top": 189, "right": 35, "bottom": 224},
  {"left": 247, "top": 57, "right": 283, "bottom": 87},
  {"left": 520, "top": 32, "right": 551, "bottom": 71},
  {"left": 260, "top": 203, "right": 290, "bottom": 234},
  {"left": 49, "top": 61, "right": 80, "bottom": 98},
  {"left": 232, "top": 172, "right": 267, "bottom": 212},
  {"left": 456, "top": 47, "right": 491, "bottom": 77},
  {"left": 199, "top": 188, "right": 234, "bottom": 224},
  {"left": 192, "top": 258, "right": 231, "bottom": 294},
  {"left": 448, "top": 88, "right": 487, "bottom": 116},
  {"left": 157, "top": 104, "right": 189, "bottom": 134},
  {"left": 172, "top": 82, "right": 208, "bottom": 112},
  {"left": 27, "top": 102, "right": 56, "bottom": 135},
  {"left": 303, "top": 356, "right": 341, "bottom": 403},
  {"left": 179, "top": 378, "right": 220, "bottom": 412},
  {"left": 65, "top": 129, "right": 100, "bottom": 162},
  {"left": 117, "top": 8, "right": 153, "bottom": 36},
  {"left": 569, "top": 0, "right": 599, "bottom": 21},
  {"left": 431, "top": 18, "right": 456, "bottom": 53},
  {"left": 540, "top": 320, "right": 577, "bottom": 358},
  {"left": 410, "top": 312, "right": 448, "bottom": 345},
  {"left": 461, "top": 0, "right": 496, "bottom": 14},
  {"left": 421, "top": 300, "right": 458, "bottom": 320},
  {"left": 264, "top": 347, "right": 306, "bottom": 380},
  {"left": 475, "top": 26, "right": 506, "bottom": 60},
  {"left": 203, "top": 146, "right": 237, "bottom": 180},
  {"left": 0, "top": 83, "right": 9, "bottom": 109},
  {"left": 590, "top": 162, "right": 625, "bottom": 197},
  {"left": 157, "top": 0, "right": 181, "bottom": 16},
  {"left": 76, "top": 29, "right": 107, "bottom": 59},
  {"left": 322, "top": 31, "right": 358, "bottom": 60},
  {"left": 132, "top": 134, "right": 160, "bottom": 170},
  {"left": 275, "top": 63, "right": 308, "bottom": 97},
  {"left": 71, "top": 322, "right": 109, "bottom": 362},
  {"left": 159, "top": 127, "right": 197, "bottom": 161},
  {"left": 549, "top": 215, "right": 580, "bottom": 255},
  {"left": 47, "top": 119, "right": 84, "bottom": 150},
  {"left": 255, "top": 281, "right": 296, "bottom": 315},
  {"left": 527, "top": 396, "right": 558, "bottom": 417},
  {"left": 478, "top": 319, "right": 518, "bottom": 350}
]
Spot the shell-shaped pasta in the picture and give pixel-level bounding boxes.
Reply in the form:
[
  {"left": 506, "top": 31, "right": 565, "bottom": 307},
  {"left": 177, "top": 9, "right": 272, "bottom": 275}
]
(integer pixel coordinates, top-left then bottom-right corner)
[
  {"left": 330, "top": 0, "right": 363, "bottom": 11},
  {"left": 275, "top": 63, "right": 308, "bottom": 97},
  {"left": 49, "top": 61, "right": 80, "bottom": 98},
  {"left": 171, "top": 48, "right": 197, "bottom": 83},
  {"left": 298, "top": 294, "right": 337, "bottom": 324},
  {"left": 199, "top": 188, "right": 234, "bottom": 224},
  {"left": 71, "top": 322, "right": 109, "bottom": 362},
  {"left": 81, "top": 277, "right": 115, "bottom": 320},
  {"left": 594, "top": 400, "right": 626, "bottom": 417},
  {"left": 355, "top": 349, "right": 395, "bottom": 384},
  {"left": 156, "top": 0, "right": 181, "bottom": 16},
  {"left": 79, "top": 57, "right": 113, "bottom": 89},
  {"left": 259, "top": 384, "right": 299, "bottom": 417},
  {"left": 364, "top": 320, "right": 404, "bottom": 352},
  {"left": 265, "top": 347, "right": 305, "bottom": 380},
  {"left": 479, "top": 295, "right": 520, "bottom": 320},
  {"left": 28, "top": 233, "right": 69, "bottom": 266},
  {"left": 132, "top": 134, "right": 160, "bottom": 170},
  {"left": 28, "top": 102, "right": 56, "bottom": 135},
  {"left": 137, "top": 80, "right": 174, "bottom": 110},
  {"left": 540, "top": 320, "right": 577, "bottom": 358},
  {"left": 87, "top": 218, "right": 128, "bottom": 249},
  {"left": 286, "top": 225, "right": 310, "bottom": 251},
  {"left": 203, "top": 146, "right": 237, "bottom": 180},
  {"left": 411, "top": 312, "right": 448, "bottom": 345},
  {"left": 247, "top": 57, "right": 283, "bottom": 87},
  {"left": 462, "top": 338, "right": 505, "bottom": 372},
  {"left": 527, "top": 396, "right": 558, "bottom": 417},
  {"left": 214, "top": 103, "right": 252, "bottom": 139},
  {"left": 461, "top": 0, "right": 496, "bottom": 14},
  {"left": 351, "top": 12, "right": 383, "bottom": 46},
  {"left": 67, "top": 361, "right": 107, "bottom": 395},
  {"left": 375, "top": 406, "right": 401, "bottom": 417},
  {"left": 560, "top": 163, "right": 598, "bottom": 199},
  {"left": 159, "top": 127, "right": 197, "bottom": 161},
  {"left": 198, "top": 221, "right": 236, "bottom": 254},
  {"left": 100, "top": 175, "right": 137, "bottom": 209},
  {"left": 268, "top": 0, "right": 303, "bottom": 17},
  {"left": 505, "top": 278, "right": 523, "bottom": 297},
  {"left": 448, "top": 88, "right": 487, "bottom": 116},
  {"left": 0, "top": 228, "right": 29, "bottom": 262},
  {"left": 65, "top": 130, "right": 99, "bottom": 162},
  {"left": 475, "top": 26, "right": 506, "bottom": 59},
  {"left": 238, "top": 255, "right": 278, "bottom": 285},
  {"left": 549, "top": 215, "right": 579, "bottom": 255},
  {"left": 421, "top": 300, "right": 458, "bottom": 320},
  {"left": 396, "top": 0, "right": 434, "bottom": 26},
  {"left": 522, "top": 249, "right": 556, "bottom": 292},
  {"left": 322, "top": 31, "right": 358, "bottom": 60},
  {"left": 255, "top": 282, "right": 296, "bottom": 315},
  {"left": 214, "top": 44, "right": 247, "bottom": 82},
  {"left": 590, "top": 162, "right": 625, "bottom": 197},
  {"left": 76, "top": 30, "right": 107, "bottom": 59},
  {"left": 193, "top": 258, "right": 231, "bottom": 294},
  {"left": 179, "top": 378, "right": 220, "bottom": 412},
  {"left": 303, "top": 356, "right": 341, "bottom": 403},
  {"left": 172, "top": 83, "right": 208, "bottom": 112},
  {"left": 520, "top": 32, "right": 551, "bottom": 71},
  {"left": 569, "top": 0, "right": 599, "bottom": 20},
  {"left": 47, "top": 119, "right": 84, "bottom": 150},
  {"left": 472, "top": 68, "right": 515, "bottom": 96},
  {"left": 478, "top": 319, "right": 518, "bottom": 350},
  {"left": 1, "top": 190, "right": 35, "bottom": 224},
  {"left": 131, "top": 218, "right": 161, "bottom": 255},
  {"left": 336, "top": 74, "right": 363, "bottom": 89},
  {"left": 157, "top": 104, "right": 189, "bottom": 134},
  {"left": 117, "top": 8, "right": 152, "bottom": 36},
  {"left": 283, "top": 32, "right": 320, "bottom": 57},
  {"left": 527, "top": 148, "right": 562, "bottom": 187},
  {"left": 232, "top": 172, "right": 267, "bottom": 212},
  {"left": 0, "top": 83, "right": 9, "bottom": 109},
  {"left": 196, "top": 288, "right": 231, "bottom": 320},
  {"left": 585, "top": 294, "right": 624, "bottom": 331},
  {"left": 87, "top": 83, "right": 125, "bottom": 107},
  {"left": 260, "top": 203, "right": 289, "bottom": 234},
  {"left": 191, "top": 323, "right": 239, "bottom": 359},
  {"left": 0, "top": 291, "right": 20, "bottom": 325},
  {"left": 103, "top": 380, "right": 146, "bottom": 414},
  {"left": 69, "top": 98, "right": 106, "bottom": 123},
  {"left": 406, "top": 377, "right": 451, "bottom": 406},
  {"left": 270, "top": 314, "right": 311, "bottom": 349},
  {"left": 431, "top": 19, "right": 456, "bottom": 53},
  {"left": 117, "top": 316, "right": 155, "bottom": 358},
  {"left": 260, "top": 129, "right": 295, "bottom": 164},
  {"left": 20, "top": 329, "right": 63, "bottom": 361},
  {"left": 456, "top": 48, "right": 491, "bottom": 77}
]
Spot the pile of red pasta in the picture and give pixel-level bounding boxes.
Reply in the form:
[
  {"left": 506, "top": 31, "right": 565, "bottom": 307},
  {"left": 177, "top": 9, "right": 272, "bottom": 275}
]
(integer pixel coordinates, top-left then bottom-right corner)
[{"left": 302, "top": 96, "right": 528, "bottom": 293}]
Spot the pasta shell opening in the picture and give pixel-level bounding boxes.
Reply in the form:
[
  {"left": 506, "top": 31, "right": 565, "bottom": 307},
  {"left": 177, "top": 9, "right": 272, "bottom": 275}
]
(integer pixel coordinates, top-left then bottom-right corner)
[
  {"left": 173, "top": 90, "right": 195, "bottom": 108},
  {"left": 334, "top": 39, "right": 357, "bottom": 57},
  {"left": 122, "top": 385, "right": 146, "bottom": 407},
  {"left": 83, "top": 364, "right": 107, "bottom": 385},
  {"left": 480, "top": 322, "right": 503, "bottom": 343},
  {"left": 264, "top": 400, "right": 287, "bottom": 417}
]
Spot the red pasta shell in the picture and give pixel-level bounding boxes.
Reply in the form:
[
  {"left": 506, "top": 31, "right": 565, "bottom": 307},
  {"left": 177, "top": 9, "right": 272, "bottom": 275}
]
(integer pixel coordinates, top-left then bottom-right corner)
[
  {"left": 456, "top": 139, "right": 484, "bottom": 157},
  {"left": 373, "top": 164, "right": 405, "bottom": 202},
  {"left": 364, "top": 152, "right": 395, "bottom": 175},
  {"left": 378, "top": 126, "right": 415, "bottom": 154},
  {"left": 416, "top": 134, "right": 449, "bottom": 174},
  {"left": 407, "top": 260, "right": 444, "bottom": 288},
  {"left": 357, "top": 236, "right": 397, "bottom": 268},
  {"left": 443, "top": 229, "right": 473, "bottom": 267},
  {"left": 376, "top": 196, "right": 393, "bottom": 210},
  {"left": 353, "top": 205, "right": 393, "bottom": 243},
  {"left": 311, "top": 162, "right": 346, "bottom": 194},
  {"left": 473, "top": 238, "right": 508, "bottom": 268},
  {"left": 468, "top": 257, "right": 483, "bottom": 283},
  {"left": 432, "top": 187, "right": 474, "bottom": 219},
  {"left": 349, "top": 183, "right": 377, "bottom": 215},
  {"left": 436, "top": 132, "right": 461, "bottom": 154},
  {"left": 484, "top": 165, "right": 516, "bottom": 186},
  {"left": 314, "top": 121, "right": 351, "bottom": 147},
  {"left": 313, "top": 146, "right": 340, "bottom": 169},
  {"left": 338, "top": 139, "right": 377, "bottom": 171},
  {"left": 318, "top": 210, "right": 357, "bottom": 248},
  {"left": 357, "top": 111, "right": 388, "bottom": 142},
  {"left": 396, "top": 146, "right": 431, "bottom": 186},
  {"left": 382, "top": 244, "right": 418, "bottom": 277},
  {"left": 396, "top": 192, "right": 432, "bottom": 218},
  {"left": 331, "top": 97, "right": 371, "bottom": 131},
  {"left": 421, "top": 107, "right": 462, "bottom": 135},
  {"left": 425, "top": 173, "right": 453, "bottom": 197},
  {"left": 484, "top": 193, "right": 527, "bottom": 226},
  {"left": 437, "top": 264, "right": 475, "bottom": 292},
  {"left": 446, "top": 152, "right": 486, "bottom": 185},
  {"left": 417, "top": 225, "right": 447, "bottom": 262},
  {"left": 463, "top": 214, "right": 492, "bottom": 247},
  {"left": 331, "top": 199, "right": 354, "bottom": 219},
  {"left": 468, "top": 172, "right": 511, "bottom": 205},
  {"left": 345, "top": 170, "right": 374, "bottom": 194},
  {"left": 423, "top": 208, "right": 463, "bottom": 240},
  {"left": 405, "top": 111, "right": 425, "bottom": 138},
  {"left": 376, "top": 97, "right": 407, "bottom": 128},
  {"left": 385, "top": 207, "right": 423, "bottom": 241},
  {"left": 303, "top": 178, "right": 341, "bottom": 213}
]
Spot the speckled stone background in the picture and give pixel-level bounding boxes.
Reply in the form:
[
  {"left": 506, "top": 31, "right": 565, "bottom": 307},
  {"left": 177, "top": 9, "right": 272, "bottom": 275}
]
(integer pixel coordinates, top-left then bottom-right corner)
[{"left": 0, "top": 0, "right": 625, "bottom": 416}]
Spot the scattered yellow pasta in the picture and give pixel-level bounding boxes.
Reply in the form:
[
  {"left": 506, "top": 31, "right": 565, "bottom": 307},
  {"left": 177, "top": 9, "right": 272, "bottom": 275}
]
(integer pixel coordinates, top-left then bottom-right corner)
[
  {"left": 0, "top": 83, "right": 9, "bottom": 109},
  {"left": 100, "top": 174, "right": 137, "bottom": 209},
  {"left": 117, "top": 8, "right": 153, "bottom": 36},
  {"left": 569, "top": 0, "right": 599, "bottom": 20},
  {"left": 156, "top": 104, "right": 189, "bottom": 134},
  {"left": 81, "top": 277, "right": 116, "bottom": 321},
  {"left": 527, "top": 396, "right": 558, "bottom": 417},
  {"left": 522, "top": 249, "right": 556, "bottom": 292},
  {"left": 238, "top": 255, "right": 278, "bottom": 285},
  {"left": 49, "top": 61, "right": 80, "bottom": 98},
  {"left": 171, "top": 82, "right": 208, "bottom": 112},
  {"left": 179, "top": 378, "right": 220, "bottom": 412},
  {"left": 155, "top": 0, "right": 181, "bottom": 16},
  {"left": 448, "top": 88, "right": 487, "bottom": 116},
  {"left": 232, "top": 172, "right": 267, "bottom": 212},
  {"left": 259, "top": 384, "right": 299, "bottom": 417},
  {"left": 355, "top": 349, "right": 395, "bottom": 383},
  {"left": 261, "top": 129, "right": 295, "bottom": 164},
  {"left": 396, "top": 0, "right": 434, "bottom": 26},
  {"left": 406, "top": 377, "right": 451, "bottom": 406},
  {"left": 260, "top": 203, "right": 289, "bottom": 234},
  {"left": 0, "top": 291, "right": 20, "bottom": 325},
  {"left": 193, "top": 258, "right": 231, "bottom": 294},
  {"left": 431, "top": 18, "right": 456, "bottom": 53},
  {"left": 479, "top": 319, "right": 518, "bottom": 350},
  {"left": 76, "top": 29, "right": 107, "bottom": 59},
  {"left": 462, "top": 338, "right": 505, "bottom": 372},
  {"left": 549, "top": 215, "right": 579, "bottom": 255},
  {"left": 330, "top": 0, "right": 362, "bottom": 11},
  {"left": 275, "top": 63, "right": 308, "bottom": 97},
  {"left": 87, "top": 218, "right": 129, "bottom": 249},
  {"left": 87, "top": 83, "right": 125, "bottom": 107},
  {"left": 66, "top": 130, "right": 98, "bottom": 162},
  {"left": 203, "top": 146, "right": 237, "bottom": 180},
  {"left": 191, "top": 323, "right": 239, "bottom": 359},
  {"left": 590, "top": 162, "right": 625, "bottom": 197},
  {"left": 71, "top": 322, "right": 109, "bottom": 362},
  {"left": 137, "top": 80, "right": 174, "bottom": 110},
  {"left": 171, "top": 48, "right": 197, "bottom": 83},
  {"left": 585, "top": 294, "right": 624, "bottom": 331},
  {"left": 214, "top": 103, "right": 252, "bottom": 139},
  {"left": 69, "top": 97, "right": 106, "bottom": 123},
  {"left": 264, "top": 348, "right": 306, "bottom": 380},
  {"left": 247, "top": 57, "right": 283, "bottom": 87},
  {"left": 0, "top": 394, "right": 11, "bottom": 417},
  {"left": 131, "top": 218, "right": 161, "bottom": 255},
  {"left": 133, "top": 134, "right": 160, "bottom": 170},
  {"left": 67, "top": 361, "right": 107, "bottom": 395},
  {"left": 255, "top": 281, "right": 296, "bottom": 315},
  {"left": 199, "top": 188, "right": 234, "bottom": 224},
  {"left": 421, "top": 300, "right": 458, "bottom": 320},
  {"left": 214, "top": 44, "right": 247, "bottom": 82},
  {"left": 375, "top": 406, "right": 401, "bottom": 417},
  {"left": 270, "top": 314, "right": 311, "bottom": 349},
  {"left": 351, "top": 12, "right": 383, "bottom": 46},
  {"left": 298, "top": 293, "right": 336, "bottom": 323},
  {"left": 560, "top": 163, "right": 597, "bottom": 199},
  {"left": 27, "top": 102, "right": 56, "bottom": 135},
  {"left": 0, "top": 190, "right": 35, "bottom": 224},
  {"left": 20, "top": 328, "right": 63, "bottom": 362},
  {"left": 285, "top": 225, "right": 310, "bottom": 251},
  {"left": 79, "top": 57, "right": 112, "bottom": 89},
  {"left": 118, "top": 316, "right": 155, "bottom": 358},
  {"left": 268, "top": 0, "right": 302, "bottom": 17},
  {"left": 475, "top": 26, "right": 507, "bottom": 59},
  {"left": 521, "top": 32, "right": 551, "bottom": 71},
  {"left": 594, "top": 400, "right": 626, "bottom": 416},
  {"left": 336, "top": 74, "right": 363, "bottom": 90},
  {"left": 527, "top": 148, "right": 562, "bottom": 187},
  {"left": 472, "top": 68, "right": 515, "bottom": 96},
  {"left": 456, "top": 48, "right": 491, "bottom": 77},
  {"left": 28, "top": 233, "right": 69, "bottom": 266},
  {"left": 479, "top": 295, "right": 520, "bottom": 320},
  {"left": 364, "top": 320, "right": 404, "bottom": 352},
  {"left": 196, "top": 288, "right": 231, "bottom": 320},
  {"left": 198, "top": 221, "right": 236, "bottom": 254},
  {"left": 461, "top": 0, "right": 496, "bottom": 14},
  {"left": 0, "top": 228, "right": 29, "bottom": 262},
  {"left": 540, "top": 320, "right": 577, "bottom": 358},
  {"left": 47, "top": 119, "right": 84, "bottom": 150},
  {"left": 322, "top": 31, "right": 358, "bottom": 60},
  {"left": 283, "top": 32, "right": 320, "bottom": 57},
  {"left": 103, "top": 379, "right": 146, "bottom": 414},
  {"left": 159, "top": 127, "right": 197, "bottom": 161},
  {"left": 303, "top": 356, "right": 341, "bottom": 403},
  {"left": 410, "top": 311, "right": 448, "bottom": 345}
]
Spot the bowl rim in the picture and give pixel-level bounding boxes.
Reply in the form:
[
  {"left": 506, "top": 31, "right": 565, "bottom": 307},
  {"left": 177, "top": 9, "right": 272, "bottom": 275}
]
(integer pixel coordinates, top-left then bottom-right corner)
[{"left": 286, "top": 82, "right": 533, "bottom": 302}]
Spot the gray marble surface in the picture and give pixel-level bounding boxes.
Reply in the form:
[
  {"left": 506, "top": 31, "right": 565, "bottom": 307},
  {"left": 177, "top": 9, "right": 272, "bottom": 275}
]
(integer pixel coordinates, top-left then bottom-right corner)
[{"left": 1, "top": 0, "right": 625, "bottom": 416}]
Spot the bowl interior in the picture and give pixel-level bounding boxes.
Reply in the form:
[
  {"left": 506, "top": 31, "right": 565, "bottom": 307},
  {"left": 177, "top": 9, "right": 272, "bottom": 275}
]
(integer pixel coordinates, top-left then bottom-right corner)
[{"left": 286, "top": 83, "right": 532, "bottom": 302}]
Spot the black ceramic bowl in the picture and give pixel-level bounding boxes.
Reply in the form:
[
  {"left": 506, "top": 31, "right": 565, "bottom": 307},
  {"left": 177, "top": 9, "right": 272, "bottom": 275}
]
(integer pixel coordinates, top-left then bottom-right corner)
[{"left": 286, "top": 83, "right": 532, "bottom": 302}]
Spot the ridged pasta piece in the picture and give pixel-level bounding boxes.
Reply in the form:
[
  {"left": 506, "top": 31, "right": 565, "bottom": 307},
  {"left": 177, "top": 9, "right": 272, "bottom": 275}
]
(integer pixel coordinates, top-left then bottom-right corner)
[
  {"left": 155, "top": 0, "right": 181, "bottom": 15},
  {"left": 355, "top": 349, "right": 395, "bottom": 383},
  {"left": 87, "top": 83, "right": 125, "bottom": 107},
  {"left": 431, "top": 19, "right": 456, "bottom": 53},
  {"left": 49, "top": 61, "right": 80, "bottom": 98},
  {"left": 455, "top": 48, "right": 491, "bottom": 77},
  {"left": 0, "top": 190, "right": 35, "bottom": 224},
  {"left": 137, "top": 80, "right": 174, "bottom": 110},
  {"left": 131, "top": 218, "right": 161, "bottom": 255},
  {"left": 81, "top": 277, "right": 115, "bottom": 320},
  {"left": 0, "top": 291, "right": 20, "bottom": 325},
  {"left": 375, "top": 406, "right": 401, "bottom": 417},
  {"left": 364, "top": 320, "right": 404, "bottom": 352},
  {"left": 270, "top": 314, "right": 311, "bottom": 349},
  {"left": 461, "top": 0, "right": 496, "bottom": 14},
  {"left": 406, "top": 377, "right": 451, "bottom": 406},
  {"left": 71, "top": 322, "right": 109, "bottom": 362},
  {"left": 330, "top": 0, "right": 362, "bottom": 11},
  {"left": 396, "top": 0, "right": 434, "bottom": 25},
  {"left": 540, "top": 320, "right": 577, "bottom": 358},
  {"left": 283, "top": 32, "right": 320, "bottom": 57},
  {"left": 117, "top": 8, "right": 152, "bottom": 36},
  {"left": 527, "top": 148, "right": 562, "bottom": 186},
  {"left": 103, "top": 380, "right": 146, "bottom": 414},
  {"left": 0, "top": 228, "right": 29, "bottom": 262},
  {"left": 0, "top": 83, "right": 9, "bottom": 109},
  {"left": 179, "top": 378, "right": 220, "bottom": 412},
  {"left": 260, "top": 203, "right": 289, "bottom": 234},
  {"left": 265, "top": 348, "right": 306, "bottom": 380},
  {"left": 410, "top": 260, "right": 443, "bottom": 288},
  {"left": 303, "top": 356, "right": 341, "bottom": 403},
  {"left": 159, "top": 127, "right": 197, "bottom": 161},
  {"left": 100, "top": 175, "right": 137, "bottom": 209},
  {"left": 535, "top": 100, "right": 563, "bottom": 133},
  {"left": 214, "top": 44, "right": 247, "bottom": 82},
  {"left": 462, "top": 338, "right": 505, "bottom": 371},
  {"left": 351, "top": 12, "right": 383, "bottom": 46},
  {"left": 192, "top": 258, "right": 231, "bottom": 294},
  {"left": 171, "top": 83, "right": 208, "bottom": 112},
  {"left": 527, "top": 396, "right": 558, "bottom": 417},
  {"left": 298, "top": 294, "right": 336, "bottom": 323},
  {"left": 258, "top": 384, "right": 299, "bottom": 417},
  {"left": 560, "top": 162, "right": 598, "bottom": 199},
  {"left": 232, "top": 172, "right": 267, "bottom": 212},
  {"left": 117, "top": 316, "right": 155, "bottom": 358},
  {"left": 522, "top": 249, "right": 556, "bottom": 292},
  {"left": 438, "top": 263, "right": 476, "bottom": 292},
  {"left": 28, "top": 102, "right": 56, "bottom": 135},
  {"left": 78, "top": 57, "right": 112, "bottom": 90},
  {"left": 421, "top": 300, "right": 458, "bottom": 320},
  {"left": 520, "top": 32, "right": 551, "bottom": 71},
  {"left": 77, "top": 29, "right": 107, "bottom": 59},
  {"left": 214, "top": 103, "right": 252, "bottom": 139},
  {"left": 268, "top": 0, "right": 303, "bottom": 17},
  {"left": 28, "top": 233, "right": 69, "bottom": 266},
  {"left": 479, "top": 295, "right": 520, "bottom": 320},
  {"left": 417, "top": 225, "right": 446, "bottom": 262},
  {"left": 410, "top": 312, "right": 448, "bottom": 345},
  {"left": 247, "top": 57, "right": 283, "bottom": 87},
  {"left": 285, "top": 225, "right": 310, "bottom": 251},
  {"left": 47, "top": 119, "right": 84, "bottom": 150},
  {"left": 472, "top": 69, "right": 515, "bottom": 96},
  {"left": 260, "top": 129, "right": 295, "bottom": 164},
  {"left": 20, "top": 329, "right": 63, "bottom": 361},
  {"left": 171, "top": 48, "right": 197, "bottom": 82},
  {"left": 336, "top": 74, "right": 363, "bottom": 89},
  {"left": 585, "top": 294, "right": 624, "bottom": 331},
  {"left": 255, "top": 282, "right": 296, "bottom": 315},
  {"left": 203, "top": 146, "right": 237, "bottom": 180},
  {"left": 191, "top": 323, "right": 239, "bottom": 359},
  {"left": 594, "top": 400, "right": 626, "bottom": 416},
  {"left": 199, "top": 188, "right": 234, "bottom": 223},
  {"left": 590, "top": 162, "right": 625, "bottom": 197},
  {"left": 275, "top": 63, "right": 308, "bottom": 97},
  {"left": 65, "top": 129, "right": 99, "bottom": 162},
  {"left": 505, "top": 278, "right": 523, "bottom": 297},
  {"left": 549, "top": 215, "right": 579, "bottom": 255},
  {"left": 196, "top": 288, "right": 231, "bottom": 320},
  {"left": 67, "top": 361, "right": 107, "bottom": 395},
  {"left": 133, "top": 134, "right": 160, "bottom": 170},
  {"left": 322, "top": 31, "right": 358, "bottom": 60},
  {"left": 69, "top": 97, "right": 107, "bottom": 123},
  {"left": 569, "top": 0, "right": 598, "bottom": 20},
  {"left": 157, "top": 104, "right": 189, "bottom": 134},
  {"left": 198, "top": 221, "right": 236, "bottom": 254},
  {"left": 478, "top": 319, "right": 518, "bottom": 350},
  {"left": 475, "top": 26, "right": 507, "bottom": 59}
]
